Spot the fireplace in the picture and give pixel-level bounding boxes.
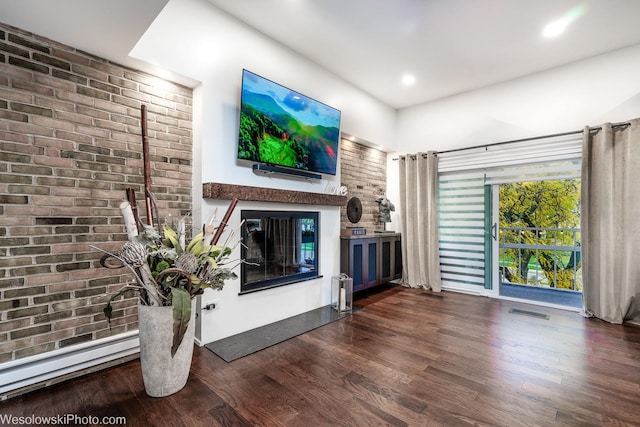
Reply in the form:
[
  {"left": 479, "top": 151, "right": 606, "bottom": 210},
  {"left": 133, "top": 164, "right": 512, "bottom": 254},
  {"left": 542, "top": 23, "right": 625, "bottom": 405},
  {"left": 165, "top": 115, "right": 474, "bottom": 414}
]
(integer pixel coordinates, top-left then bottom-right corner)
[{"left": 240, "top": 210, "right": 320, "bottom": 294}]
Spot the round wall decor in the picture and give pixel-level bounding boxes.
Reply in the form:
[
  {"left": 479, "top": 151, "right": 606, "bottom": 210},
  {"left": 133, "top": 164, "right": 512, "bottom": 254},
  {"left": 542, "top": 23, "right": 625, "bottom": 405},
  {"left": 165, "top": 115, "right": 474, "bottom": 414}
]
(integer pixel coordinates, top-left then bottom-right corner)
[{"left": 346, "top": 197, "right": 363, "bottom": 224}]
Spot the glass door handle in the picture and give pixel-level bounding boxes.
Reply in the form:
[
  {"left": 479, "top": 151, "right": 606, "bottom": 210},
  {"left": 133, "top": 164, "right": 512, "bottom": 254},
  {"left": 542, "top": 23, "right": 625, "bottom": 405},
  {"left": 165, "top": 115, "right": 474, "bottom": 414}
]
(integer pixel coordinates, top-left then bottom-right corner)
[{"left": 491, "top": 223, "right": 497, "bottom": 241}]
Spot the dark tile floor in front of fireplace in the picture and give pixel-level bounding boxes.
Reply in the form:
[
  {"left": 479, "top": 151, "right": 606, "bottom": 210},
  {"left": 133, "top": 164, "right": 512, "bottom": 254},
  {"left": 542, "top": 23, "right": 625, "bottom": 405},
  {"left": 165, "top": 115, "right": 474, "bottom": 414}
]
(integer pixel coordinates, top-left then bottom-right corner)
[{"left": 205, "top": 305, "right": 356, "bottom": 362}]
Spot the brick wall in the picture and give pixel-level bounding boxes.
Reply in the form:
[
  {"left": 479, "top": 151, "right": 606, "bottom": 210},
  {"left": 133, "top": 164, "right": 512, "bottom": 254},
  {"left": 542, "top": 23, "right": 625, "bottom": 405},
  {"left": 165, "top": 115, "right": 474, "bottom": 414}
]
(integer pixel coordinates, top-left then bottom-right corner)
[
  {"left": 0, "top": 24, "right": 193, "bottom": 362},
  {"left": 339, "top": 139, "right": 388, "bottom": 231}
]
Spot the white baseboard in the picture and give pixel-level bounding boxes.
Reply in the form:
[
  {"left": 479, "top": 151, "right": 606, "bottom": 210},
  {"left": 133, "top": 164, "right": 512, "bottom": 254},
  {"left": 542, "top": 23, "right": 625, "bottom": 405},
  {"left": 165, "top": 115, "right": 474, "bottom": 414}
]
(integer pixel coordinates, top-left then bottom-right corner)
[{"left": 0, "top": 331, "right": 140, "bottom": 400}]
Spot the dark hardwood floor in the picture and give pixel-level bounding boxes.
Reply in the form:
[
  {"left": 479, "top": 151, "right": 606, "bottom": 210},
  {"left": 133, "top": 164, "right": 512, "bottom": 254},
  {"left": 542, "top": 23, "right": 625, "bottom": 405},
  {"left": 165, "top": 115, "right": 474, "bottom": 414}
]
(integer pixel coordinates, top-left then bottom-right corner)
[{"left": 2, "top": 286, "right": 640, "bottom": 426}]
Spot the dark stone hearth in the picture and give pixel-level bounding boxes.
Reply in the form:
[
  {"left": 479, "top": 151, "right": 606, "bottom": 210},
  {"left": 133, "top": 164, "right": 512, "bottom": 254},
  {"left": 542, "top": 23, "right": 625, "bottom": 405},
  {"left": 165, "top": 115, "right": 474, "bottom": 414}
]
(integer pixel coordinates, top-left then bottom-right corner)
[
  {"left": 204, "top": 305, "right": 356, "bottom": 362},
  {"left": 202, "top": 182, "right": 347, "bottom": 206}
]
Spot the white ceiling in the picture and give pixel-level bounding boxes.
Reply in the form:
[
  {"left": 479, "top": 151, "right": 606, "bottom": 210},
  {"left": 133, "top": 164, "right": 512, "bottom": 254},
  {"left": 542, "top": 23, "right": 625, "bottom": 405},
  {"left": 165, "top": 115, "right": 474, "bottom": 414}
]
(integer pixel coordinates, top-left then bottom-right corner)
[
  {"left": 207, "top": 0, "right": 640, "bottom": 109},
  {"left": 3, "top": 0, "right": 640, "bottom": 109}
]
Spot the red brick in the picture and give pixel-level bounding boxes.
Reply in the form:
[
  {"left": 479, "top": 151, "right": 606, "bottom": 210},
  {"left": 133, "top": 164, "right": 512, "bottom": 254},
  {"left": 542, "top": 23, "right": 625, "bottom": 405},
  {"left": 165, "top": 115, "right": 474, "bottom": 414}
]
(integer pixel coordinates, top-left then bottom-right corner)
[
  {"left": 94, "top": 98, "right": 128, "bottom": 115},
  {"left": 73, "top": 124, "right": 110, "bottom": 138},
  {"left": 25, "top": 273, "right": 71, "bottom": 286},
  {"left": 1, "top": 140, "right": 43, "bottom": 155},
  {"left": 4, "top": 206, "right": 52, "bottom": 217},
  {"left": 54, "top": 110, "right": 94, "bottom": 126},
  {"left": 0, "top": 216, "right": 32, "bottom": 226},
  {"left": 33, "top": 330, "right": 74, "bottom": 345},
  {"left": 56, "top": 90, "right": 95, "bottom": 107},
  {"left": 51, "top": 187, "right": 91, "bottom": 198},
  {"left": 95, "top": 138, "right": 128, "bottom": 151},
  {"left": 51, "top": 242, "right": 88, "bottom": 254},
  {"left": 122, "top": 88, "right": 151, "bottom": 103},
  {"left": 0, "top": 318, "right": 30, "bottom": 333},
  {"left": 94, "top": 119, "right": 126, "bottom": 132},
  {"left": 11, "top": 79, "right": 54, "bottom": 96},
  {"left": 47, "top": 280, "right": 86, "bottom": 293},
  {"left": 89, "top": 60, "right": 125, "bottom": 77},
  {"left": 0, "top": 63, "right": 33, "bottom": 81},
  {"left": 71, "top": 63, "right": 108, "bottom": 82},
  {"left": 30, "top": 116, "right": 76, "bottom": 132},
  {"left": 33, "top": 155, "right": 74, "bottom": 168},
  {"left": 0, "top": 256, "right": 32, "bottom": 268},
  {"left": 9, "top": 121, "right": 55, "bottom": 137},
  {"left": 50, "top": 206, "right": 92, "bottom": 216},
  {"left": 34, "top": 73, "right": 76, "bottom": 92},
  {"left": 108, "top": 75, "right": 137, "bottom": 91},
  {"left": 7, "top": 227, "right": 56, "bottom": 238},
  {"left": 54, "top": 130, "right": 93, "bottom": 144},
  {"left": 109, "top": 130, "right": 140, "bottom": 144},
  {"left": 0, "top": 87, "right": 34, "bottom": 103},
  {"left": 52, "top": 316, "right": 93, "bottom": 331},
  {"left": 50, "top": 48, "right": 91, "bottom": 67},
  {"left": 34, "top": 96, "right": 75, "bottom": 112},
  {"left": 0, "top": 130, "right": 31, "bottom": 144},
  {"left": 76, "top": 105, "right": 110, "bottom": 120}
]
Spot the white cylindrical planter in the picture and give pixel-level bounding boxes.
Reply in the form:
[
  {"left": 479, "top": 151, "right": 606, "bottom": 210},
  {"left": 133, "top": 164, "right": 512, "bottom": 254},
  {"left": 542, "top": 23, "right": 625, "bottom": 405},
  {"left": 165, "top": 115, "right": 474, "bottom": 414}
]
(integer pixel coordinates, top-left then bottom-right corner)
[{"left": 138, "top": 300, "right": 196, "bottom": 397}]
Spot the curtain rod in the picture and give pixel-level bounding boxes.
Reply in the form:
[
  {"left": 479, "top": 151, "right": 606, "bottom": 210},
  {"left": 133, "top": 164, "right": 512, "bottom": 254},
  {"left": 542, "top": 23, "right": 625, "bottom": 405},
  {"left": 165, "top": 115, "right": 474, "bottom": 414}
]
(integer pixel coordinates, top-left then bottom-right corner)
[{"left": 393, "top": 121, "right": 631, "bottom": 160}]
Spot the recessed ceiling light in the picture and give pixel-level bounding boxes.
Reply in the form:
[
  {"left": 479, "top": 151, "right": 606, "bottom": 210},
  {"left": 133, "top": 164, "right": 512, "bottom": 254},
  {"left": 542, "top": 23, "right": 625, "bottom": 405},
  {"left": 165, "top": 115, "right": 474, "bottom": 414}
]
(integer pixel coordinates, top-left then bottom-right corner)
[
  {"left": 542, "top": 5, "right": 588, "bottom": 38},
  {"left": 543, "top": 20, "right": 568, "bottom": 38},
  {"left": 401, "top": 74, "right": 416, "bottom": 86}
]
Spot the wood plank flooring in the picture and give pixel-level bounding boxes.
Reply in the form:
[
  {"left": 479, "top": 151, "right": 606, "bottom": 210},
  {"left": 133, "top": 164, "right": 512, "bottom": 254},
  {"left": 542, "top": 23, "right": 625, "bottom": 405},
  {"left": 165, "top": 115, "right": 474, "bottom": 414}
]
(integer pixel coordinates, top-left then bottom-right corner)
[{"left": 2, "top": 286, "right": 640, "bottom": 426}]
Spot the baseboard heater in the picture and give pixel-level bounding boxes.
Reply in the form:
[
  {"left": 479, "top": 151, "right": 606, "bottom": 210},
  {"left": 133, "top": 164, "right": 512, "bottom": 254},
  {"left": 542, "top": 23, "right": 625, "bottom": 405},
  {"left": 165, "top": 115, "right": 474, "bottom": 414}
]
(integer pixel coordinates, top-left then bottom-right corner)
[{"left": 0, "top": 331, "right": 140, "bottom": 400}]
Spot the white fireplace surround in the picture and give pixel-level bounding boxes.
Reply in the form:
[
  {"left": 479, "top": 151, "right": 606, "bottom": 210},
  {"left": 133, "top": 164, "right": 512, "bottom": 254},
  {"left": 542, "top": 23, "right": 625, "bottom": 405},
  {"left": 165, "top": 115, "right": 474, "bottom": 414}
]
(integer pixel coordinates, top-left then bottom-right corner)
[{"left": 196, "top": 198, "right": 341, "bottom": 347}]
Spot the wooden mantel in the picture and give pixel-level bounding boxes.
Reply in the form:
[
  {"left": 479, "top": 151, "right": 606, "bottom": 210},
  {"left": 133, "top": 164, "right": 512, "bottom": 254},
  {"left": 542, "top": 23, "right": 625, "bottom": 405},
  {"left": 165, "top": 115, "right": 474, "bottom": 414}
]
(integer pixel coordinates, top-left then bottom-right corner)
[{"left": 202, "top": 182, "right": 348, "bottom": 206}]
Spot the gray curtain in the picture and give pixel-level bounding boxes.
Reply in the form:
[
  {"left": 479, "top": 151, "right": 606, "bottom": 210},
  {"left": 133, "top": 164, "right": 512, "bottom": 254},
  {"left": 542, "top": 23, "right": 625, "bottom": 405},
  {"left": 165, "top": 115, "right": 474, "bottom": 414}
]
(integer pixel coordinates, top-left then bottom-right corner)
[
  {"left": 398, "top": 152, "right": 442, "bottom": 291},
  {"left": 581, "top": 119, "right": 640, "bottom": 324},
  {"left": 267, "top": 218, "right": 300, "bottom": 268}
]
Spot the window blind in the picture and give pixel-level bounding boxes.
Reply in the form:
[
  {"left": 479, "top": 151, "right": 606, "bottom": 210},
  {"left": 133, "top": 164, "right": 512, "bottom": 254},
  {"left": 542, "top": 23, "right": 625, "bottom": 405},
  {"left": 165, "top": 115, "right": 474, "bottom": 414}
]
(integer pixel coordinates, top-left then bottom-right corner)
[{"left": 438, "top": 170, "right": 487, "bottom": 288}]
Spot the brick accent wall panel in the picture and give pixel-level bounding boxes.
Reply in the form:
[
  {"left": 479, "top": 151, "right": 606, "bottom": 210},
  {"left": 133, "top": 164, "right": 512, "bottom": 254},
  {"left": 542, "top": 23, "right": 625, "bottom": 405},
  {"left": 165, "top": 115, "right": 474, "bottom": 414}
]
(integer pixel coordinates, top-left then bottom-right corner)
[
  {"left": 339, "top": 139, "right": 388, "bottom": 232},
  {"left": 0, "top": 24, "right": 193, "bottom": 362}
]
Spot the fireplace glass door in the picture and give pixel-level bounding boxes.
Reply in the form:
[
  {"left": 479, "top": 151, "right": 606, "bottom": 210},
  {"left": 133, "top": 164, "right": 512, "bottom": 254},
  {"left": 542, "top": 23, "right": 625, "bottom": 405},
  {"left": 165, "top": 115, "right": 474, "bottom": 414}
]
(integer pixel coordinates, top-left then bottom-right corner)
[{"left": 240, "top": 210, "right": 319, "bottom": 294}]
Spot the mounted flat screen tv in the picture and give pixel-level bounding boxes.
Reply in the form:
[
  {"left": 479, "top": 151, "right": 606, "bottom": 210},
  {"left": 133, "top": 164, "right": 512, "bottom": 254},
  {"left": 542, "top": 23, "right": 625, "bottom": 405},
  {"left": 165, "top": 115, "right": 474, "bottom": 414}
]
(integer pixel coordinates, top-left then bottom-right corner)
[{"left": 237, "top": 69, "right": 342, "bottom": 175}]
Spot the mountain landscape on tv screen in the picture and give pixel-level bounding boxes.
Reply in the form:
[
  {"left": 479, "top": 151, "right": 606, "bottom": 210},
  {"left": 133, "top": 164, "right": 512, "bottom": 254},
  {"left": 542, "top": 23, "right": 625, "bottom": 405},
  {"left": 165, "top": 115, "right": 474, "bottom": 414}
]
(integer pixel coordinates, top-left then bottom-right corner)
[{"left": 238, "top": 90, "right": 339, "bottom": 175}]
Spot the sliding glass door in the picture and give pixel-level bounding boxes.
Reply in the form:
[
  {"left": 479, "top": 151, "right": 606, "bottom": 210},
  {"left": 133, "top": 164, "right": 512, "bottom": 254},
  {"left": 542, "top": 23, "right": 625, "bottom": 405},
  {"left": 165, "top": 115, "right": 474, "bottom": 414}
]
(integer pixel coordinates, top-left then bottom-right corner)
[
  {"left": 492, "top": 179, "right": 582, "bottom": 308},
  {"left": 437, "top": 132, "right": 583, "bottom": 304}
]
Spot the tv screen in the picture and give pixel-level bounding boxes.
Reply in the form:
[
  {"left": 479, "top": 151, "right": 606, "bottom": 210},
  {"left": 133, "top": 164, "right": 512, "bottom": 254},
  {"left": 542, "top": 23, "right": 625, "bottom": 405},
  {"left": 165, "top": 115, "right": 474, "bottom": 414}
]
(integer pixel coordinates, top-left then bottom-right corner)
[{"left": 237, "top": 69, "right": 342, "bottom": 175}]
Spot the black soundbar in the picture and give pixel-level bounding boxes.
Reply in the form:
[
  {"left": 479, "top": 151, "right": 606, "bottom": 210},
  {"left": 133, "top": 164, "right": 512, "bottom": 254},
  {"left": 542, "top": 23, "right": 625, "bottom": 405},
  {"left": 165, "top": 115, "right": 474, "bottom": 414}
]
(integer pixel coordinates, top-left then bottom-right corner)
[{"left": 252, "top": 163, "right": 322, "bottom": 180}]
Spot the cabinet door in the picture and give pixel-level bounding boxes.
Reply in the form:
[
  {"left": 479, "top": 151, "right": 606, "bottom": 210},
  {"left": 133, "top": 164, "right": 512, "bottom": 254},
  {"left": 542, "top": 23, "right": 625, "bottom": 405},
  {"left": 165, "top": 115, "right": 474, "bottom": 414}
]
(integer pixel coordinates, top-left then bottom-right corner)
[
  {"left": 394, "top": 237, "right": 403, "bottom": 279},
  {"left": 379, "top": 237, "right": 394, "bottom": 284},
  {"left": 353, "top": 240, "right": 365, "bottom": 292},
  {"left": 378, "top": 235, "right": 402, "bottom": 284},
  {"left": 341, "top": 238, "right": 380, "bottom": 292},
  {"left": 364, "top": 240, "right": 378, "bottom": 288},
  {"left": 341, "top": 238, "right": 366, "bottom": 292}
]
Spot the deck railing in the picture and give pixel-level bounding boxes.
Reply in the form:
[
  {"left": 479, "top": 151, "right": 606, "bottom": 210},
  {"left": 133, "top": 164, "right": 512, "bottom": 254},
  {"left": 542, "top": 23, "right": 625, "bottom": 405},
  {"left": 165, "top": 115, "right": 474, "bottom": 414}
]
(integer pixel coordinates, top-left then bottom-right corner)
[{"left": 499, "top": 226, "right": 582, "bottom": 291}]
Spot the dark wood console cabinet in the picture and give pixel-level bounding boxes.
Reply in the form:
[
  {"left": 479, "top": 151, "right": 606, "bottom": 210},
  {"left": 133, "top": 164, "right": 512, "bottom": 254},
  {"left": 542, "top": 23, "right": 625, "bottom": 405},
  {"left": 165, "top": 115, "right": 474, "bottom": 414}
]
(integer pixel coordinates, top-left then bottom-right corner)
[{"left": 340, "top": 233, "right": 402, "bottom": 293}]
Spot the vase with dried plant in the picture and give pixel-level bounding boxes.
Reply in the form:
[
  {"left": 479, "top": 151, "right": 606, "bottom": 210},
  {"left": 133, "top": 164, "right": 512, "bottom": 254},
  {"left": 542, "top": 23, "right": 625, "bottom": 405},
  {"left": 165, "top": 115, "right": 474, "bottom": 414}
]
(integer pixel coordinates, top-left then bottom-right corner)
[{"left": 92, "top": 198, "right": 239, "bottom": 396}]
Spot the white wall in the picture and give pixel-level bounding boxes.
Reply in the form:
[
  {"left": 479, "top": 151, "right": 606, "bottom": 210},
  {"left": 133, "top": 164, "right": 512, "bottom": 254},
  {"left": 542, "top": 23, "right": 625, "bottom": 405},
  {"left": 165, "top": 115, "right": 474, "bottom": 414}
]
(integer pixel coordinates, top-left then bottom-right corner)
[
  {"left": 129, "top": 0, "right": 396, "bottom": 343},
  {"left": 395, "top": 43, "right": 640, "bottom": 153},
  {"left": 386, "top": 43, "right": 640, "bottom": 232}
]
